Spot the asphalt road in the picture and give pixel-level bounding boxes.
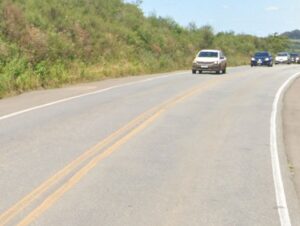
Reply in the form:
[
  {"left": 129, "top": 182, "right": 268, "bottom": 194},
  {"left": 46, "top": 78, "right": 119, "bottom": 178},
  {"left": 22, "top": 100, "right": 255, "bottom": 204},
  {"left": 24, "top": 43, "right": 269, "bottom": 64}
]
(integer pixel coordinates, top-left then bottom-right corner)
[{"left": 1, "top": 65, "right": 300, "bottom": 226}]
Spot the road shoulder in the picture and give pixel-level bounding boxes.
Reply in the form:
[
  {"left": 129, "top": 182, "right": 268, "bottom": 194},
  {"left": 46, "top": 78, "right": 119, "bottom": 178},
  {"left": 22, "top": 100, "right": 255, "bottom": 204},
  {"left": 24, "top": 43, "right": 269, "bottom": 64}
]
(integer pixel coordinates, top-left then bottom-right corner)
[
  {"left": 283, "top": 77, "right": 300, "bottom": 222},
  {"left": 0, "top": 71, "right": 187, "bottom": 118}
]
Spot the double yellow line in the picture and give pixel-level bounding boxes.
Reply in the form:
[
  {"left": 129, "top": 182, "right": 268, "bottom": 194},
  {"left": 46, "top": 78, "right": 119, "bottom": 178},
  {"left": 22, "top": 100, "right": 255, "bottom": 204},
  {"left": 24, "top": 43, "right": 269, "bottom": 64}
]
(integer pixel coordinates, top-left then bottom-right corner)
[{"left": 0, "top": 78, "right": 221, "bottom": 226}]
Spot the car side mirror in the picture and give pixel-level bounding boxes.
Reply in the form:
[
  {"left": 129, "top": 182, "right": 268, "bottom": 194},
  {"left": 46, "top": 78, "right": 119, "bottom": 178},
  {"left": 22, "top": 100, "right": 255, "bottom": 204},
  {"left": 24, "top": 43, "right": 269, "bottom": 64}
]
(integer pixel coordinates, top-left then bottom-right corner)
[{"left": 220, "top": 56, "right": 225, "bottom": 60}]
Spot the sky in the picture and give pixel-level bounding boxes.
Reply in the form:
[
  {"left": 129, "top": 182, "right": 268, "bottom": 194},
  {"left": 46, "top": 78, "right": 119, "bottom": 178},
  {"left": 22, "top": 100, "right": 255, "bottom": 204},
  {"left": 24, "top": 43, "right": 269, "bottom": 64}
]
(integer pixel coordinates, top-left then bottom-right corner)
[{"left": 131, "top": 0, "right": 300, "bottom": 37}]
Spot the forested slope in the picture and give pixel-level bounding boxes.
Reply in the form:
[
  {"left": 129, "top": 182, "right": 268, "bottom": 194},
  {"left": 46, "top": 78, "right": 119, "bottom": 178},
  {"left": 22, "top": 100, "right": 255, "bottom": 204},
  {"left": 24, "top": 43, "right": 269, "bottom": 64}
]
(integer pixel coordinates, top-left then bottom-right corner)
[
  {"left": 0, "top": 0, "right": 289, "bottom": 97},
  {"left": 282, "top": 30, "right": 300, "bottom": 39}
]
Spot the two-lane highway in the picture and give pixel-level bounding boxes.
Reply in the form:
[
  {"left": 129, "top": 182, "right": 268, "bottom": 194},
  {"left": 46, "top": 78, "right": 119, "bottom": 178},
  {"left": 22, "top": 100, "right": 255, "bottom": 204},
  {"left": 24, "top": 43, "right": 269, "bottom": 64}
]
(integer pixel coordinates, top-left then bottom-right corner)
[{"left": 1, "top": 65, "right": 300, "bottom": 226}]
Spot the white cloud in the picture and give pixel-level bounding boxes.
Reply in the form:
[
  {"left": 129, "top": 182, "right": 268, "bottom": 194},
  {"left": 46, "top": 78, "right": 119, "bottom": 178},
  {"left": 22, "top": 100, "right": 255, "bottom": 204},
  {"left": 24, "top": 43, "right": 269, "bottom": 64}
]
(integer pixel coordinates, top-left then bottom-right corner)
[{"left": 265, "top": 6, "right": 280, "bottom": 11}]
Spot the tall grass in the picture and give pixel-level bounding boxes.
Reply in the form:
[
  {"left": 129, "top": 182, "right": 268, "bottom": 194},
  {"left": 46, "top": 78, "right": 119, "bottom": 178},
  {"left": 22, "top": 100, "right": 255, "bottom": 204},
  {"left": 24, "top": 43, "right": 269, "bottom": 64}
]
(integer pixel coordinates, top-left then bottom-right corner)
[{"left": 0, "top": 0, "right": 290, "bottom": 98}]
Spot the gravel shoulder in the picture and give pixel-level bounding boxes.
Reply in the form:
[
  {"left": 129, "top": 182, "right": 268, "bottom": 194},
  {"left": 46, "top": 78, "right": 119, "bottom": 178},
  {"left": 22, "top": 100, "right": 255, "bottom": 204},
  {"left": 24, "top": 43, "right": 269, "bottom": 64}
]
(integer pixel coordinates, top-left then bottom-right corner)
[{"left": 283, "top": 77, "right": 300, "bottom": 200}]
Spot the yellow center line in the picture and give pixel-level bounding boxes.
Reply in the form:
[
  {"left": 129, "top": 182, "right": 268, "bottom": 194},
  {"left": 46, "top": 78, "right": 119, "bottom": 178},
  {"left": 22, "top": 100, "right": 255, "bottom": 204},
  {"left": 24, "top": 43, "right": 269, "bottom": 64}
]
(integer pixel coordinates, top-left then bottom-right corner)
[
  {"left": 16, "top": 78, "right": 222, "bottom": 226},
  {"left": 0, "top": 105, "right": 157, "bottom": 225},
  {"left": 1, "top": 77, "right": 225, "bottom": 226},
  {"left": 17, "top": 108, "right": 165, "bottom": 226}
]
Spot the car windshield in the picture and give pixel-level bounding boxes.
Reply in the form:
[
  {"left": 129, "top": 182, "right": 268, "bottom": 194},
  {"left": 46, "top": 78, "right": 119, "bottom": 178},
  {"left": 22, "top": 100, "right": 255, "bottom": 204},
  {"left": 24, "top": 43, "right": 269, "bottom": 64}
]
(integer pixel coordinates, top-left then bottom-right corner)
[
  {"left": 255, "top": 52, "right": 268, "bottom": 57},
  {"left": 199, "top": 52, "right": 218, "bottom": 58},
  {"left": 277, "top": 53, "right": 288, "bottom": 56},
  {"left": 291, "top": 54, "right": 298, "bottom": 57}
]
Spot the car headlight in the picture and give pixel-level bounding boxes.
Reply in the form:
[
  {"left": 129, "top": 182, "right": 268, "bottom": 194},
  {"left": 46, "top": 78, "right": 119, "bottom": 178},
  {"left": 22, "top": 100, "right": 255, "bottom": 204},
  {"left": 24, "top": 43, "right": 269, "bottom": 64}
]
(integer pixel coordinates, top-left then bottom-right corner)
[
  {"left": 265, "top": 58, "right": 270, "bottom": 61},
  {"left": 214, "top": 61, "right": 219, "bottom": 65},
  {"left": 251, "top": 57, "right": 255, "bottom": 61}
]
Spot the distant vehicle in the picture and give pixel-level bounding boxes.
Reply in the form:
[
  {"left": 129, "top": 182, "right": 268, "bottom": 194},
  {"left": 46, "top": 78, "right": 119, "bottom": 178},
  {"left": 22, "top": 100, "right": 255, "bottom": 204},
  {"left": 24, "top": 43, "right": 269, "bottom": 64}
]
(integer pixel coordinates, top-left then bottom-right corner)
[
  {"left": 290, "top": 53, "right": 300, "bottom": 64},
  {"left": 251, "top": 51, "right": 273, "bottom": 67},
  {"left": 275, "top": 52, "right": 291, "bottom": 64},
  {"left": 192, "top": 50, "right": 227, "bottom": 74}
]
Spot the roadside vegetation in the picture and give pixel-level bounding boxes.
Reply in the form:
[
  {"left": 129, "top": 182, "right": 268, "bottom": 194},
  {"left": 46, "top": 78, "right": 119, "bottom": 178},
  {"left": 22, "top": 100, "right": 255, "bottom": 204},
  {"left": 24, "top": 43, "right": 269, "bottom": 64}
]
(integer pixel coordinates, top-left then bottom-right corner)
[{"left": 0, "top": 0, "right": 290, "bottom": 98}]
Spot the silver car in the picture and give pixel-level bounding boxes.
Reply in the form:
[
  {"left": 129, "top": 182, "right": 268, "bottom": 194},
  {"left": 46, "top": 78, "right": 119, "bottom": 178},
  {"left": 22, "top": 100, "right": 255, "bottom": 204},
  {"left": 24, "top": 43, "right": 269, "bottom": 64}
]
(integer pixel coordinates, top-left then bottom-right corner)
[
  {"left": 192, "top": 49, "right": 227, "bottom": 74},
  {"left": 275, "top": 52, "right": 291, "bottom": 64}
]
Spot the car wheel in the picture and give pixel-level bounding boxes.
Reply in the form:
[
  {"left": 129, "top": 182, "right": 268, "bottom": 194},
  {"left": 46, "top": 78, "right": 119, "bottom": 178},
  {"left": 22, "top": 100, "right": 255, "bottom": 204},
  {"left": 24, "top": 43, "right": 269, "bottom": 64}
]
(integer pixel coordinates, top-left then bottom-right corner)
[
  {"left": 192, "top": 70, "right": 196, "bottom": 74},
  {"left": 199, "top": 70, "right": 202, "bottom": 74},
  {"left": 222, "top": 68, "right": 226, "bottom": 74}
]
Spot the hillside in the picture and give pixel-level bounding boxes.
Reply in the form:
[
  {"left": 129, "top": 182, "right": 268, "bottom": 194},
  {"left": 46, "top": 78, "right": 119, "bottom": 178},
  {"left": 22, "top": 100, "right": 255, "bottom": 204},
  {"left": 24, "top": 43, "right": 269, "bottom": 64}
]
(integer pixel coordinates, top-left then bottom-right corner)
[
  {"left": 0, "top": 0, "right": 290, "bottom": 98},
  {"left": 282, "top": 30, "right": 300, "bottom": 40},
  {"left": 289, "top": 39, "right": 300, "bottom": 53},
  {"left": 282, "top": 30, "right": 300, "bottom": 52}
]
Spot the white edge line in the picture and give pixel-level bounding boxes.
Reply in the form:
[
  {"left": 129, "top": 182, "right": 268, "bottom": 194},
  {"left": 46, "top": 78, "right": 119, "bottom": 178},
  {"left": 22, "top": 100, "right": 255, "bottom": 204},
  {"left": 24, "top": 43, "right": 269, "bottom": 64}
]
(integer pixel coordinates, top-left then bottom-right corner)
[
  {"left": 271, "top": 71, "right": 300, "bottom": 226},
  {"left": 0, "top": 72, "right": 186, "bottom": 121}
]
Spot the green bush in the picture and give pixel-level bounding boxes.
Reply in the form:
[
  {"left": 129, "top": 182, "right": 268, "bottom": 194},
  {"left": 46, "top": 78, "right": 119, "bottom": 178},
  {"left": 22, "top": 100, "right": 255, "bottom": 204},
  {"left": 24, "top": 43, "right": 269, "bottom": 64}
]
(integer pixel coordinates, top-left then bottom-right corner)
[{"left": 0, "top": 0, "right": 291, "bottom": 98}]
